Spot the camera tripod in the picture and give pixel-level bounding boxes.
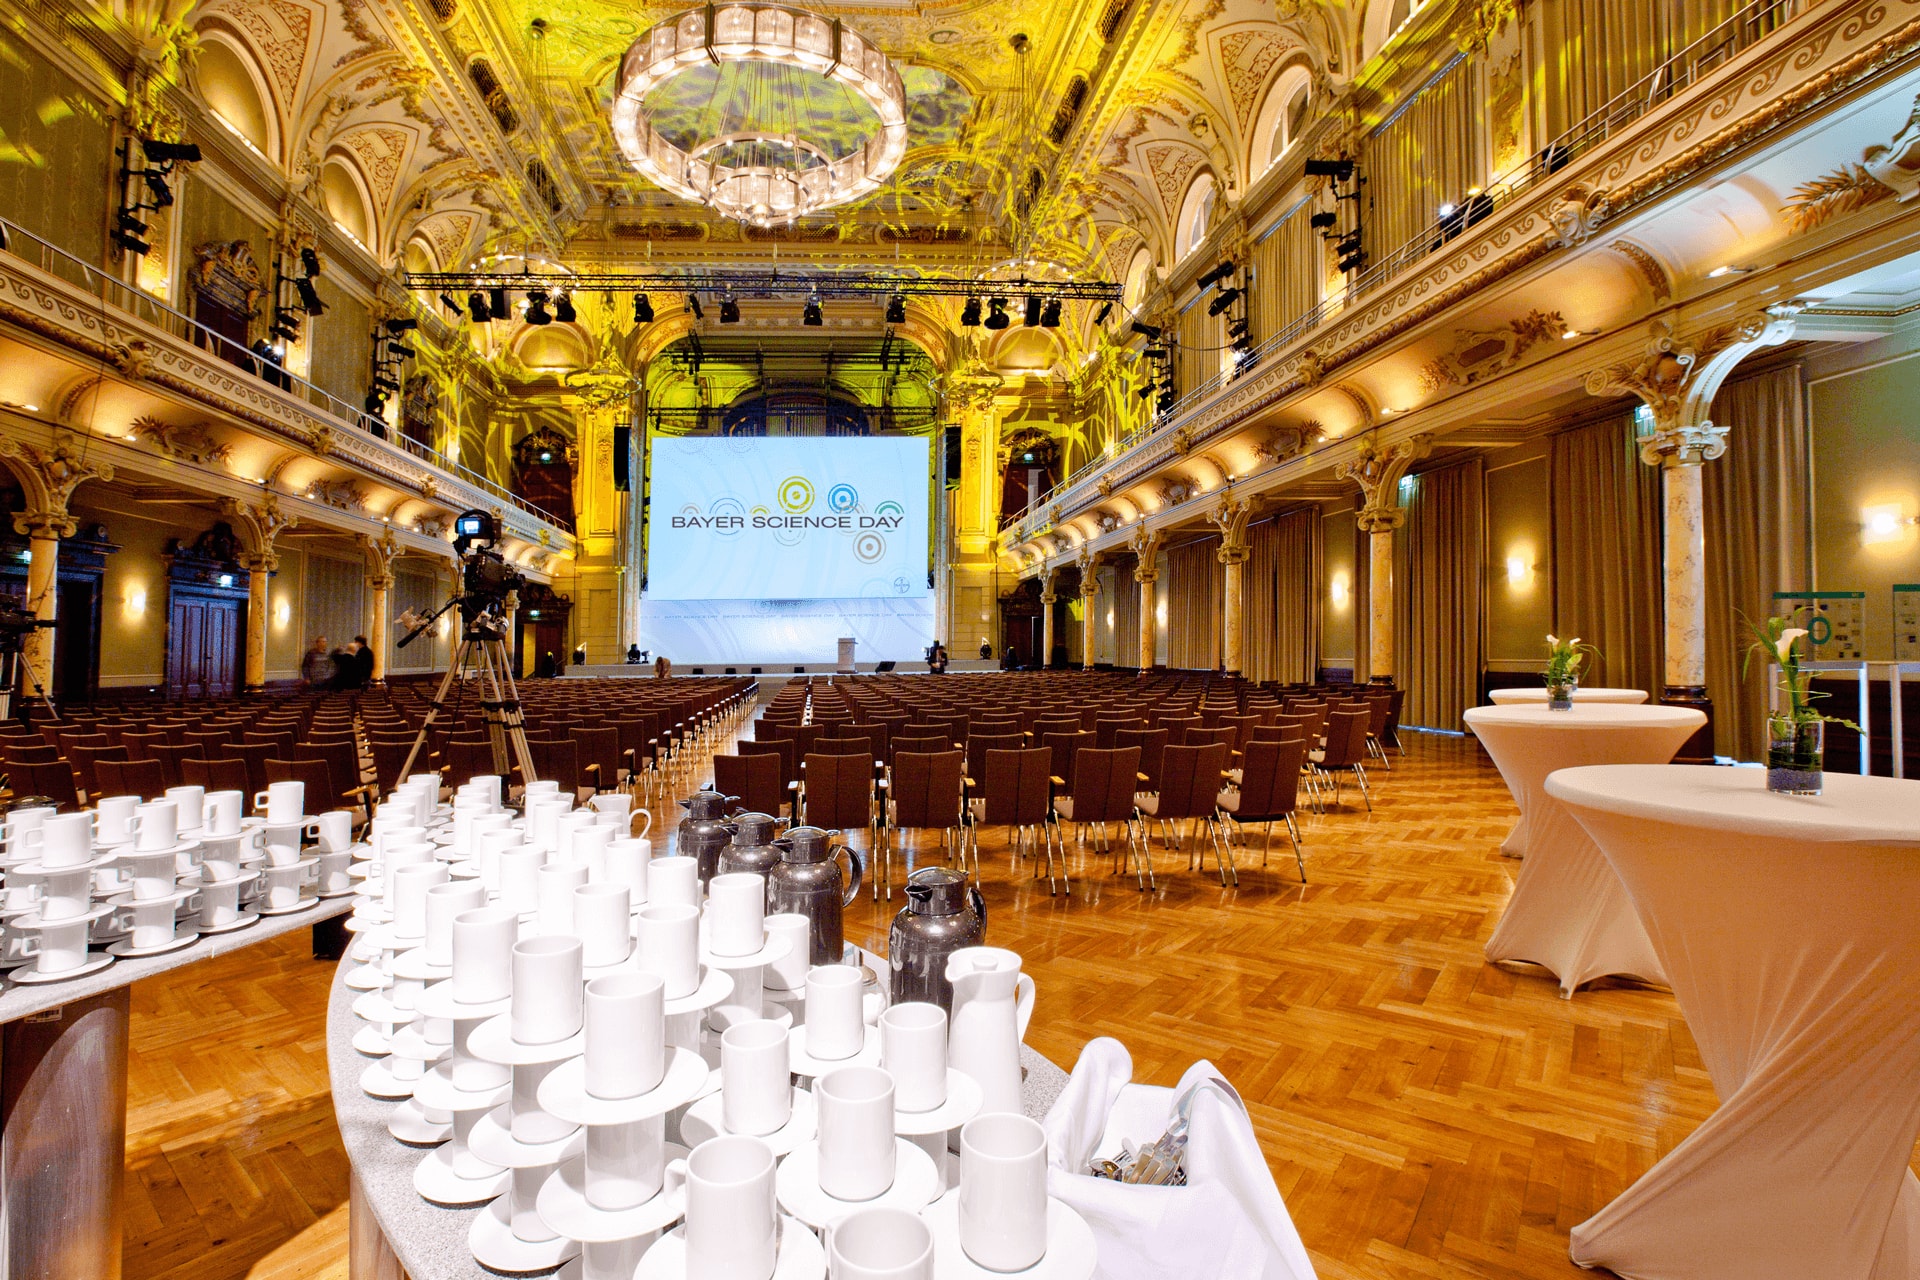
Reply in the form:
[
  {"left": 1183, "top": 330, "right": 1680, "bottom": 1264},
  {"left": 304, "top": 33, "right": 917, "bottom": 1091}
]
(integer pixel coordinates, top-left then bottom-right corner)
[
  {"left": 397, "top": 612, "right": 537, "bottom": 795},
  {"left": 0, "top": 634, "right": 58, "bottom": 725}
]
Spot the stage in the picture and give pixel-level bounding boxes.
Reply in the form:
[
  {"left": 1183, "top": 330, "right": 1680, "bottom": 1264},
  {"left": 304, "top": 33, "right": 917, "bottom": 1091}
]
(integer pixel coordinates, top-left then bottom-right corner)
[{"left": 560, "top": 658, "right": 1002, "bottom": 693}]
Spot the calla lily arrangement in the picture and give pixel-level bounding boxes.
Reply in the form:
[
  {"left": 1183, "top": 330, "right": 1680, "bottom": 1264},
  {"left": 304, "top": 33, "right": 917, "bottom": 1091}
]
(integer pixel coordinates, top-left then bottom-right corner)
[
  {"left": 1741, "top": 610, "right": 1860, "bottom": 729},
  {"left": 1543, "top": 634, "right": 1599, "bottom": 683}
]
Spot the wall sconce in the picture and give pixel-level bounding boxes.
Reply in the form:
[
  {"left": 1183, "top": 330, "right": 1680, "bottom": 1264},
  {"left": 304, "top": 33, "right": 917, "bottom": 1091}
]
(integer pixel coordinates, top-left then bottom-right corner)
[
  {"left": 437, "top": 615, "right": 451, "bottom": 638},
  {"left": 1155, "top": 601, "right": 1167, "bottom": 625},
  {"left": 274, "top": 598, "right": 291, "bottom": 628},
  {"left": 1506, "top": 552, "right": 1536, "bottom": 587},
  {"left": 1330, "top": 572, "right": 1350, "bottom": 608},
  {"left": 1862, "top": 503, "right": 1918, "bottom": 546},
  {"left": 1106, "top": 610, "right": 1115, "bottom": 626},
  {"left": 124, "top": 586, "right": 146, "bottom": 618}
]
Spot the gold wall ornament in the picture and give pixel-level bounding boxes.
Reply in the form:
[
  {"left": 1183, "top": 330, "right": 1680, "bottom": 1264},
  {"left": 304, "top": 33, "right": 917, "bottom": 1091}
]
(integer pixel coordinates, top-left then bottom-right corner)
[
  {"left": 307, "top": 478, "right": 369, "bottom": 511},
  {"left": 1544, "top": 187, "right": 1610, "bottom": 249},
  {"left": 1419, "top": 309, "right": 1566, "bottom": 391},
  {"left": 1584, "top": 309, "right": 1800, "bottom": 466},
  {"left": 125, "top": 416, "right": 233, "bottom": 467},
  {"left": 1128, "top": 521, "right": 1162, "bottom": 581},
  {"left": 1455, "top": 0, "right": 1519, "bottom": 55},
  {"left": 1335, "top": 433, "right": 1431, "bottom": 534},
  {"left": 1782, "top": 163, "right": 1897, "bottom": 233},
  {"left": 0, "top": 431, "right": 115, "bottom": 538},
  {"left": 218, "top": 494, "right": 297, "bottom": 566},
  {"left": 1611, "top": 241, "right": 1673, "bottom": 303}
]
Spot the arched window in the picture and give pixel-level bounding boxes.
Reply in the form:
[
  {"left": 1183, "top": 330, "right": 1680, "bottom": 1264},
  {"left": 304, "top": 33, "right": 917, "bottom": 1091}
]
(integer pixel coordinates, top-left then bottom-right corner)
[
  {"left": 320, "top": 157, "right": 375, "bottom": 250},
  {"left": 1363, "top": 0, "right": 1425, "bottom": 63},
  {"left": 1255, "top": 65, "right": 1313, "bottom": 173},
  {"left": 195, "top": 33, "right": 279, "bottom": 161},
  {"left": 1122, "top": 247, "right": 1155, "bottom": 312},
  {"left": 1175, "top": 171, "right": 1217, "bottom": 261}
]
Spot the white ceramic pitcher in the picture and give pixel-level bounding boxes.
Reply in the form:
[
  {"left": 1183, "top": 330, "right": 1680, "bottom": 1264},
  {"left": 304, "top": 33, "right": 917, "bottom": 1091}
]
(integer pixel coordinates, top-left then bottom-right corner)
[{"left": 944, "top": 946, "right": 1035, "bottom": 1117}]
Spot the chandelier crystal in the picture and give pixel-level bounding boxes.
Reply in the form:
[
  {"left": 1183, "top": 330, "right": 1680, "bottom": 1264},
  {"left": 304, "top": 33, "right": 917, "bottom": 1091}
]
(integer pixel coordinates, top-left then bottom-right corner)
[{"left": 611, "top": 3, "right": 909, "bottom": 227}]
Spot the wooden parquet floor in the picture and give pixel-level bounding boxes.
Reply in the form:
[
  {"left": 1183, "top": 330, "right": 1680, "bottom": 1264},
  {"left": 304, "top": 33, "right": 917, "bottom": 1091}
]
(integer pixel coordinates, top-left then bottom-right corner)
[{"left": 119, "top": 724, "right": 1920, "bottom": 1280}]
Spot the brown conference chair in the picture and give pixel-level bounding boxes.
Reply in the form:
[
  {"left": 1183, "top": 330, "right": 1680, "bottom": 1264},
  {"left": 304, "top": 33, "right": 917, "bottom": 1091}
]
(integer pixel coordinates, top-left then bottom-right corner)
[
  {"left": 800, "top": 752, "right": 875, "bottom": 859},
  {"left": 65, "top": 743, "right": 129, "bottom": 803},
  {"left": 571, "top": 726, "right": 624, "bottom": 795},
  {"left": 713, "top": 751, "right": 789, "bottom": 821},
  {"left": 1114, "top": 727, "right": 1169, "bottom": 796},
  {"left": 1039, "top": 730, "right": 1093, "bottom": 781},
  {"left": 967, "top": 746, "right": 1056, "bottom": 890},
  {"left": 881, "top": 749, "right": 965, "bottom": 900},
  {"left": 1217, "top": 737, "right": 1308, "bottom": 883},
  {"left": 8, "top": 758, "right": 84, "bottom": 811},
  {"left": 1309, "top": 708, "right": 1373, "bottom": 811},
  {"left": 95, "top": 758, "right": 167, "bottom": 801},
  {"left": 1135, "top": 742, "right": 1230, "bottom": 876},
  {"left": 963, "top": 733, "right": 1024, "bottom": 799},
  {"left": 182, "top": 756, "right": 252, "bottom": 795},
  {"left": 1051, "top": 745, "right": 1149, "bottom": 890}
]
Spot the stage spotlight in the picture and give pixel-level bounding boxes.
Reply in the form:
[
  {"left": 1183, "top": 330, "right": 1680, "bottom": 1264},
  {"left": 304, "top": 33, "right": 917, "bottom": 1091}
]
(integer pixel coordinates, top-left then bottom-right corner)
[
  {"left": 1094, "top": 301, "right": 1113, "bottom": 324},
  {"left": 633, "top": 293, "right": 654, "bottom": 324},
  {"left": 111, "top": 212, "right": 149, "bottom": 256},
  {"left": 1130, "top": 320, "right": 1162, "bottom": 339},
  {"left": 438, "top": 292, "right": 461, "bottom": 315},
  {"left": 1039, "top": 298, "right": 1061, "bottom": 327},
  {"left": 1304, "top": 158, "right": 1354, "bottom": 182},
  {"left": 141, "top": 169, "right": 175, "bottom": 208},
  {"left": 553, "top": 292, "right": 576, "bottom": 324},
  {"left": 885, "top": 294, "right": 906, "bottom": 324},
  {"left": 1338, "top": 248, "right": 1366, "bottom": 273},
  {"left": 385, "top": 317, "right": 418, "bottom": 334},
  {"left": 1143, "top": 346, "right": 1167, "bottom": 359},
  {"left": 686, "top": 292, "right": 704, "bottom": 319},
  {"left": 1197, "top": 260, "right": 1235, "bottom": 289},
  {"left": 489, "top": 287, "right": 509, "bottom": 320},
  {"left": 468, "top": 292, "right": 490, "bottom": 323},
  {"left": 719, "top": 296, "right": 741, "bottom": 324},
  {"left": 1023, "top": 295, "right": 1041, "bottom": 326},
  {"left": 960, "top": 296, "right": 982, "bottom": 326},
  {"left": 984, "top": 297, "right": 1010, "bottom": 330},
  {"left": 524, "top": 290, "right": 552, "bottom": 325},
  {"left": 363, "top": 390, "right": 388, "bottom": 415},
  {"left": 141, "top": 138, "right": 201, "bottom": 164},
  {"left": 386, "top": 341, "right": 417, "bottom": 359},
  {"left": 300, "top": 247, "right": 323, "bottom": 278},
  {"left": 802, "top": 294, "right": 823, "bottom": 326},
  {"left": 1207, "top": 286, "right": 1241, "bottom": 317},
  {"left": 1136, "top": 385, "right": 1154, "bottom": 399},
  {"left": 1310, "top": 211, "right": 1337, "bottom": 231},
  {"left": 295, "top": 277, "right": 325, "bottom": 316}
]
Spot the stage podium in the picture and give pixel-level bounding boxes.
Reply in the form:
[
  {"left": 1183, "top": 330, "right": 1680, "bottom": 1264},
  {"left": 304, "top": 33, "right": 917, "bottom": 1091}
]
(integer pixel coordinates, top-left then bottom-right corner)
[{"left": 837, "top": 637, "right": 857, "bottom": 673}]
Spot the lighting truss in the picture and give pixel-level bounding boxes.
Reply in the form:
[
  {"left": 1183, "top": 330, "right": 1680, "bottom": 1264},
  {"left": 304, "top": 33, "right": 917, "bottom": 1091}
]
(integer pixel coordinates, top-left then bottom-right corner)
[{"left": 402, "top": 269, "right": 1123, "bottom": 304}]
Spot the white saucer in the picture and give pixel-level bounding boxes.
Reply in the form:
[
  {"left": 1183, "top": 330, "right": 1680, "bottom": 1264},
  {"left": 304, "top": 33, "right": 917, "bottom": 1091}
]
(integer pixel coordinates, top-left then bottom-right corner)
[
  {"left": 679, "top": 1085, "right": 816, "bottom": 1156},
  {"left": 414, "top": 980, "right": 510, "bottom": 1022},
  {"left": 700, "top": 931, "right": 791, "bottom": 971},
  {"left": 196, "top": 911, "right": 258, "bottom": 935},
  {"left": 413, "top": 1143, "right": 510, "bottom": 1206},
  {"left": 198, "top": 868, "right": 259, "bottom": 890},
  {"left": 352, "top": 991, "right": 403, "bottom": 1026},
  {"left": 468, "top": 1103, "right": 584, "bottom": 1169},
  {"left": 893, "top": 1069, "right": 984, "bottom": 1136},
  {"left": 316, "top": 887, "right": 358, "bottom": 900},
  {"left": 411, "top": 1061, "right": 510, "bottom": 1114},
  {"left": 387, "top": 1097, "right": 452, "bottom": 1145},
  {"left": 636, "top": 1214, "right": 824, "bottom": 1280},
  {"left": 536, "top": 1147, "right": 690, "bottom": 1242},
  {"left": 538, "top": 1046, "right": 708, "bottom": 1126},
  {"left": 774, "top": 1138, "right": 940, "bottom": 1230},
  {"left": 101, "top": 838, "right": 201, "bottom": 861},
  {"left": 107, "top": 932, "right": 200, "bottom": 959},
  {"left": 352, "top": 1026, "right": 393, "bottom": 1057},
  {"left": 258, "top": 897, "right": 319, "bottom": 918},
  {"left": 787, "top": 1023, "right": 881, "bottom": 1077},
  {"left": 8, "top": 954, "right": 117, "bottom": 984},
  {"left": 390, "top": 947, "right": 451, "bottom": 982},
  {"left": 359, "top": 1059, "right": 419, "bottom": 1099},
  {"left": 924, "top": 1190, "right": 1097, "bottom": 1280},
  {"left": 469, "top": 1191, "right": 580, "bottom": 1274},
  {"left": 9, "top": 852, "right": 117, "bottom": 876},
  {"left": 663, "top": 964, "right": 733, "bottom": 1016},
  {"left": 468, "top": 1013, "right": 585, "bottom": 1066},
  {"left": 11, "top": 904, "right": 115, "bottom": 931},
  {"left": 344, "top": 963, "right": 391, "bottom": 991}
]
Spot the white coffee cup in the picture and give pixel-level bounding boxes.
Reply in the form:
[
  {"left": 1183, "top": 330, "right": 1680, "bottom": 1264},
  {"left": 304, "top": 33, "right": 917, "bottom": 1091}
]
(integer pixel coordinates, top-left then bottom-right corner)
[
  {"left": 253, "top": 780, "right": 304, "bottom": 825},
  {"left": 311, "top": 810, "right": 353, "bottom": 852},
  {"left": 132, "top": 800, "right": 178, "bottom": 852},
  {"left": 199, "top": 876, "right": 245, "bottom": 928},
  {"left": 122, "top": 849, "right": 179, "bottom": 901},
  {"left": 24, "top": 917, "right": 91, "bottom": 974},
  {"left": 379, "top": 842, "right": 435, "bottom": 905},
  {"left": 571, "top": 824, "right": 613, "bottom": 880},
  {"left": 555, "top": 811, "right": 598, "bottom": 863},
  {"left": 424, "top": 880, "right": 486, "bottom": 967},
  {"left": 93, "top": 795, "right": 139, "bottom": 847},
  {"left": 816, "top": 1066, "right": 896, "bottom": 1202},
  {"left": 636, "top": 903, "right": 700, "bottom": 999},
  {"left": 37, "top": 866, "right": 93, "bottom": 921},
  {"left": 648, "top": 856, "right": 699, "bottom": 910},
  {"left": 496, "top": 848, "right": 546, "bottom": 916},
  {"left": 314, "top": 850, "right": 353, "bottom": 897},
  {"left": 260, "top": 861, "right": 311, "bottom": 911},
  {"left": 587, "top": 1112, "right": 667, "bottom": 1212},
  {"left": 536, "top": 862, "right": 589, "bottom": 936},
  {"left": 706, "top": 872, "right": 766, "bottom": 958},
  {"left": 828, "top": 1207, "right": 935, "bottom": 1280},
  {"left": 880, "top": 1003, "right": 948, "bottom": 1114},
  {"left": 575, "top": 883, "right": 631, "bottom": 968},
  {"left": 202, "top": 790, "right": 244, "bottom": 837},
  {"left": 605, "top": 838, "right": 651, "bottom": 904},
  {"left": 721, "top": 1019, "right": 792, "bottom": 1137},
  {"left": 391, "top": 861, "right": 449, "bottom": 942},
  {"left": 6, "top": 805, "right": 55, "bottom": 858},
  {"left": 38, "top": 812, "right": 95, "bottom": 870},
  {"left": 807, "top": 965, "right": 866, "bottom": 1061},
  {"left": 452, "top": 905, "right": 518, "bottom": 1005},
  {"left": 510, "top": 935, "right": 584, "bottom": 1045},
  {"left": 524, "top": 779, "right": 561, "bottom": 798},
  {"left": 589, "top": 792, "right": 632, "bottom": 821},
  {"left": 585, "top": 970, "right": 665, "bottom": 1100},
  {"left": 764, "top": 914, "right": 812, "bottom": 992},
  {"left": 115, "top": 895, "right": 188, "bottom": 950},
  {"left": 165, "top": 785, "right": 205, "bottom": 833},
  {"left": 477, "top": 826, "right": 524, "bottom": 891},
  {"left": 262, "top": 821, "right": 308, "bottom": 868},
  {"left": 958, "top": 1114, "right": 1049, "bottom": 1272},
  {"left": 682, "top": 1136, "right": 778, "bottom": 1280},
  {"left": 526, "top": 796, "right": 570, "bottom": 851}
]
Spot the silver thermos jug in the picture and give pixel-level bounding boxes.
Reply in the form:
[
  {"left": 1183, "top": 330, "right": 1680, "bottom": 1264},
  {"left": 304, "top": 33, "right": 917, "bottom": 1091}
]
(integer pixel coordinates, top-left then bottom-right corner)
[
  {"left": 887, "top": 866, "right": 986, "bottom": 1013},
  {"left": 765, "top": 825, "right": 864, "bottom": 965}
]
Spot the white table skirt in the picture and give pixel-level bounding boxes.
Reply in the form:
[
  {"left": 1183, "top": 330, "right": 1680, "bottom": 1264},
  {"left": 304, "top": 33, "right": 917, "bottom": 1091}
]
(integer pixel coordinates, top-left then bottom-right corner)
[
  {"left": 1546, "top": 764, "right": 1920, "bottom": 1280},
  {"left": 1487, "top": 687, "right": 1650, "bottom": 705},
  {"left": 1464, "top": 705, "right": 1703, "bottom": 995}
]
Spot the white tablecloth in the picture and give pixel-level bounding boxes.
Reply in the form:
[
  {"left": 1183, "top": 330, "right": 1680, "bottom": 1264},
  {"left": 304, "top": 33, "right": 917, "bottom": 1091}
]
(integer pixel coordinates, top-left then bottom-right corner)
[
  {"left": 1546, "top": 764, "right": 1920, "bottom": 1280},
  {"left": 1487, "top": 687, "right": 1649, "bottom": 704},
  {"left": 1464, "top": 705, "right": 1703, "bottom": 995}
]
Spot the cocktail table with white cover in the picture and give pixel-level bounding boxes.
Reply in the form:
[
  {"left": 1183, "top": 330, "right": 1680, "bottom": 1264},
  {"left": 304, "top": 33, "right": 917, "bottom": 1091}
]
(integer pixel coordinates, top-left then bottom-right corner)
[
  {"left": 1464, "top": 704, "right": 1703, "bottom": 995},
  {"left": 1545, "top": 764, "right": 1920, "bottom": 1280},
  {"left": 1487, "top": 687, "right": 1649, "bottom": 704}
]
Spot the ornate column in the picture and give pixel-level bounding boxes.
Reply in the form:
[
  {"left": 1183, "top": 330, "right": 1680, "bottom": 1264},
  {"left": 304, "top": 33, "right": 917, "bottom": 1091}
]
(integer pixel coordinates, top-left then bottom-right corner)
[
  {"left": 220, "top": 495, "right": 296, "bottom": 694},
  {"left": 1335, "top": 435, "right": 1431, "bottom": 685},
  {"left": 1038, "top": 564, "right": 1058, "bottom": 670},
  {"left": 1130, "top": 523, "right": 1161, "bottom": 671},
  {"left": 1586, "top": 309, "right": 1797, "bottom": 761},
  {"left": 361, "top": 527, "right": 398, "bottom": 687},
  {"left": 1076, "top": 547, "right": 1103, "bottom": 670},
  {"left": 1209, "top": 493, "right": 1253, "bottom": 675},
  {"left": 0, "top": 434, "right": 114, "bottom": 701}
]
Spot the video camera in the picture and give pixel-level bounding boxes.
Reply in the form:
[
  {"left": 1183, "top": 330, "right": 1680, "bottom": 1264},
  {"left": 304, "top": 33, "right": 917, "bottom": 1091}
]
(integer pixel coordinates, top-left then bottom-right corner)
[
  {"left": 0, "top": 600, "right": 55, "bottom": 654},
  {"left": 453, "top": 509, "right": 526, "bottom": 602}
]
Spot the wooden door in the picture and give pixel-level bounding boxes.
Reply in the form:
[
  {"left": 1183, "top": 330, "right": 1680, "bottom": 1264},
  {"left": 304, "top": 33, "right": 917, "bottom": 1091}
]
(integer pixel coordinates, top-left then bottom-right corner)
[
  {"left": 204, "top": 601, "right": 238, "bottom": 697},
  {"left": 166, "top": 594, "right": 241, "bottom": 699}
]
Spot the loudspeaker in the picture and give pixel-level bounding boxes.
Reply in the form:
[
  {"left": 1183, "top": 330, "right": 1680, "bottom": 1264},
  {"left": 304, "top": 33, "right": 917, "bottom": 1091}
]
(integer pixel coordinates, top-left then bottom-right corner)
[
  {"left": 613, "top": 425, "right": 631, "bottom": 490},
  {"left": 943, "top": 426, "right": 961, "bottom": 482}
]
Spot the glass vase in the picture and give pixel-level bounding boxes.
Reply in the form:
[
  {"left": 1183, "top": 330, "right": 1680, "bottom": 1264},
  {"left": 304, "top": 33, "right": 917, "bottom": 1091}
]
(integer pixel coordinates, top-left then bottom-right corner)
[
  {"left": 1766, "top": 714, "right": 1824, "bottom": 795},
  {"left": 1544, "top": 673, "right": 1578, "bottom": 711}
]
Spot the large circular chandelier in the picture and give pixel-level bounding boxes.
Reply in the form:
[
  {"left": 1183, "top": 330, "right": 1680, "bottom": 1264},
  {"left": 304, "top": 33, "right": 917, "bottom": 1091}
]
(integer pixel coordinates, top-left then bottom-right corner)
[{"left": 611, "top": 4, "right": 909, "bottom": 227}]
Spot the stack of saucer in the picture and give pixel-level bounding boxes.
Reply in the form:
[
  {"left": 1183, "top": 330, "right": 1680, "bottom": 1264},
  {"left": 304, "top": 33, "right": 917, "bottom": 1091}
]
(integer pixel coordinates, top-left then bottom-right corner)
[{"left": 412, "top": 904, "right": 517, "bottom": 1206}]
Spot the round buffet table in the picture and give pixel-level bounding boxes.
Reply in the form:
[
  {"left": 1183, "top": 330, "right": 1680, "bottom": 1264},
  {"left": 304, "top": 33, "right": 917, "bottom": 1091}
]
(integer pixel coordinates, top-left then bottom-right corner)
[
  {"left": 329, "top": 949, "right": 1071, "bottom": 1279},
  {"left": 1463, "top": 705, "right": 1702, "bottom": 995},
  {"left": 1487, "top": 687, "right": 1649, "bottom": 705},
  {"left": 1545, "top": 764, "right": 1920, "bottom": 1280}
]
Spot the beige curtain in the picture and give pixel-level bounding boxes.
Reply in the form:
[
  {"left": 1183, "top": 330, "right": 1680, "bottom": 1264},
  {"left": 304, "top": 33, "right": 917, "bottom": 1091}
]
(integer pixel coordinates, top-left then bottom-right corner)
[
  {"left": 1111, "top": 555, "right": 1142, "bottom": 669},
  {"left": 1362, "top": 52, "right": 1485, "bottom": 261},
  {"left": 1244, "top": 508, "right": 1322, "bottom": 682},
  {"left": 1394, "top": 460, "right": 1485, "bottom": 729},
  {"left": 1173, "top": 298, "right": 1222, "bottom": 403},
  {"left": 1166, "top": 536, "right": 1221, "bottom": 670},
  {"left": 1704, "top": 364, "right": 1811, "bottom": 762},
  {"left": 1551, "top": 413, "right": 1663, "bottom": 699},
  {"left": 1250, "top": 202, "right": 1320, "bottom": 347},
  {"left": 1533, "top": 0, "right": 1773, "bottom": 140}
]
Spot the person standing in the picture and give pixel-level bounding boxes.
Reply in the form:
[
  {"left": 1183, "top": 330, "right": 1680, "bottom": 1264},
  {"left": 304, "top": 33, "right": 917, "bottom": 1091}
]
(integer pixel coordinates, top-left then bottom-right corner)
[
  {"left": 351, "top": 635, "right": 375, "bottom": 687},
  {"left": 328, "top": 638, "right": 357, "bottom": 691},
  {"left": 928, "top": 642, "right": 950, "bottom": 674},
  {"left": 301, "top": 636, "right": 333, "bottom": 689}
]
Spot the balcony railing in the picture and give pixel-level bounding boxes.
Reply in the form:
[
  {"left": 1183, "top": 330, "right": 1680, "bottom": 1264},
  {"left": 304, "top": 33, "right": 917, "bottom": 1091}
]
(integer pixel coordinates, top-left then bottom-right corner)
[
  {"left": 999, "top": 0, "right": 1805, "bottom": 541},
  {"left": 0, "top": 215, "right": 573, "bottom": 534}
]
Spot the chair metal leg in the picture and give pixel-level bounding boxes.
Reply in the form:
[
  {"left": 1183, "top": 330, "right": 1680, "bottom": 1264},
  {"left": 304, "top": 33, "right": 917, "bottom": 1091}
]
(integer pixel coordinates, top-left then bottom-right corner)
[
  {"left": 1354, "top": 763, "right": 1372, "bottom": 811},
  {"left": 1285, "top": 811, "right": 1306, "bottom": 883},
  {"left": 1126, "top": 812, "right": 1152, "bottom": 891},
  {"left": 1209, "top": 814, "right": 1234, "bottom": 886}
]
